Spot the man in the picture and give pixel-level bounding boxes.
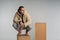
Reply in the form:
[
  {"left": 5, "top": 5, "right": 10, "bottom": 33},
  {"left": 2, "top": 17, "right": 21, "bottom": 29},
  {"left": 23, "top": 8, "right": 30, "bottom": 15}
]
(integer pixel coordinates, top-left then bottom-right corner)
[{"left": 13, "top": 6, "right": 31, "bottom": 35}]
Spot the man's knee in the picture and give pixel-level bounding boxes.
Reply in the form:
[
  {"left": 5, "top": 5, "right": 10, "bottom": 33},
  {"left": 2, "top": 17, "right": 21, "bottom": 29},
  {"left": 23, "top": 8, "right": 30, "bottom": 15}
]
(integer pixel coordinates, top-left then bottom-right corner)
[{"left": 26, "top": 26, "right": 31, "bottom": 31}]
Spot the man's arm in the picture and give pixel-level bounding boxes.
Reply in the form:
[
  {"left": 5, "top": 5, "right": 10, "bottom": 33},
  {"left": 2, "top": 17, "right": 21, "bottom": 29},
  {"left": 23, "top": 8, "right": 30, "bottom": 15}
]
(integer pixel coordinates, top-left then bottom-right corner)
[
  {"left": 24, "top": 13, "right": 31, "bottom": 27},
  {"left": 13, "top": 12, "right": 22, "bottom": 23}
]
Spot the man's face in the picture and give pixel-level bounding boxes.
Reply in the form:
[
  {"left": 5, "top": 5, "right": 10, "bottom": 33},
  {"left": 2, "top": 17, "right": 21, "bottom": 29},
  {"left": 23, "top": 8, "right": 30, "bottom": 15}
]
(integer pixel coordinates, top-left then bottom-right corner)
[{"left": 19, "top": 8, "right": 25, "bottom": 14}]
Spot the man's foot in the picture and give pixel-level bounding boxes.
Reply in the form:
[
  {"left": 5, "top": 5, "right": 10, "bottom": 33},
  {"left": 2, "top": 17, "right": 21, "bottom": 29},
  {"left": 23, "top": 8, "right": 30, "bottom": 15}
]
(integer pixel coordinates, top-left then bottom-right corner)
[
  {"left": 17, "top": 32, "right": 21, "bottom": 36},
  {"left": 17, "top": 29, "right": 22, "bottom": 35},
  {"left": 25, "top": 33, "right": 29, "bottom": 36}
]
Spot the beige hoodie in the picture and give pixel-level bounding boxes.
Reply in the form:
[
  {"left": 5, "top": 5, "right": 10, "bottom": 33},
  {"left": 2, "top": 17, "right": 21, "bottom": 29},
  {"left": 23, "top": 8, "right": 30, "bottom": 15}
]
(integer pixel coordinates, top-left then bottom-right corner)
[{"left": 13, "top": 11, "right": 31, "bottom": 27}]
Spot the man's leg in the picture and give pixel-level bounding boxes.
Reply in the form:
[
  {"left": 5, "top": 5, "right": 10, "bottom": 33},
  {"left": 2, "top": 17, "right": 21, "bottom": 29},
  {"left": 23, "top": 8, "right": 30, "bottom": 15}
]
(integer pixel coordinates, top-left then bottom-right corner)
[
  {"left": 18, "top": 26, "right": 25, "bottom": 35},
  {"left": 25, "top": 26, "right": 31, "bottom": 35}
]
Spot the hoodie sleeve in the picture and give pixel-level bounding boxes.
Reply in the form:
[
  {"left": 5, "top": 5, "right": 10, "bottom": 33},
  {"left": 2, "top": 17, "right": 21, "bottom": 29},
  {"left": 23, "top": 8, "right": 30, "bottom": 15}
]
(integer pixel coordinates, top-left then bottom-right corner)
[
  {"left": 24, "top": 13, "right": 31, "bottom": 27},
  {"left": 13, "top": 12, "right": 22, "bottom": 23}
]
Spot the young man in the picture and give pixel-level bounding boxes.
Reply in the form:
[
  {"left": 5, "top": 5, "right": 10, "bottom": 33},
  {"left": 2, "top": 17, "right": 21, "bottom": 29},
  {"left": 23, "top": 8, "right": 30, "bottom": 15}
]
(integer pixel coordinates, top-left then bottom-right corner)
[{"left": 13, "top": 6, "right": 31, "bottom": 35}]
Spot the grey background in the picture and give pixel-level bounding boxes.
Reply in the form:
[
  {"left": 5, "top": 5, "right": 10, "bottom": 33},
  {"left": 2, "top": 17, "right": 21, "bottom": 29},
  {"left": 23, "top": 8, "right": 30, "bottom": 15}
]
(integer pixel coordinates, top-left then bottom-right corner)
[{"left": 0, "top": 0, "right": 60, "bottom": 40}]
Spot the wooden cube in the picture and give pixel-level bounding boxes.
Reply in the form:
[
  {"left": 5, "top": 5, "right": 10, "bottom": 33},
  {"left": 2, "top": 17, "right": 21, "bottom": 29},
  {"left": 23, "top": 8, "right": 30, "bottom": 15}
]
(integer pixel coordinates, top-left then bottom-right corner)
[{"left": 17, "top": 34, "right": 31, "bottom": 40}]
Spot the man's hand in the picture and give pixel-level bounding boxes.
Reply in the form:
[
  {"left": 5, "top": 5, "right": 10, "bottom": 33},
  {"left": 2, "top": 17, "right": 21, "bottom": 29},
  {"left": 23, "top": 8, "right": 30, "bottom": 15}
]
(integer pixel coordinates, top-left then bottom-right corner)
[{"left": 20, "top": 22, "right": 25, "bottom": 27}]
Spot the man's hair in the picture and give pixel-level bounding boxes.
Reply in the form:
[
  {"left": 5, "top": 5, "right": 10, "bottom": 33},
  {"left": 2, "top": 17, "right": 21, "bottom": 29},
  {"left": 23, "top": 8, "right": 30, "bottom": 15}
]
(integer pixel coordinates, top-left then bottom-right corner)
[{"left": 18, "top": 6, "right": 24, "bottom": 13}]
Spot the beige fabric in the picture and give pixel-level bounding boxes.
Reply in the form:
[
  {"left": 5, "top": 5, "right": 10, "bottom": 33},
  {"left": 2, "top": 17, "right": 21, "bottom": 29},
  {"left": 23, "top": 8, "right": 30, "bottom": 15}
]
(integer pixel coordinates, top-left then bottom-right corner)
[{"left": 13, "top": 11, "right": 31, "bottom": 27}]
